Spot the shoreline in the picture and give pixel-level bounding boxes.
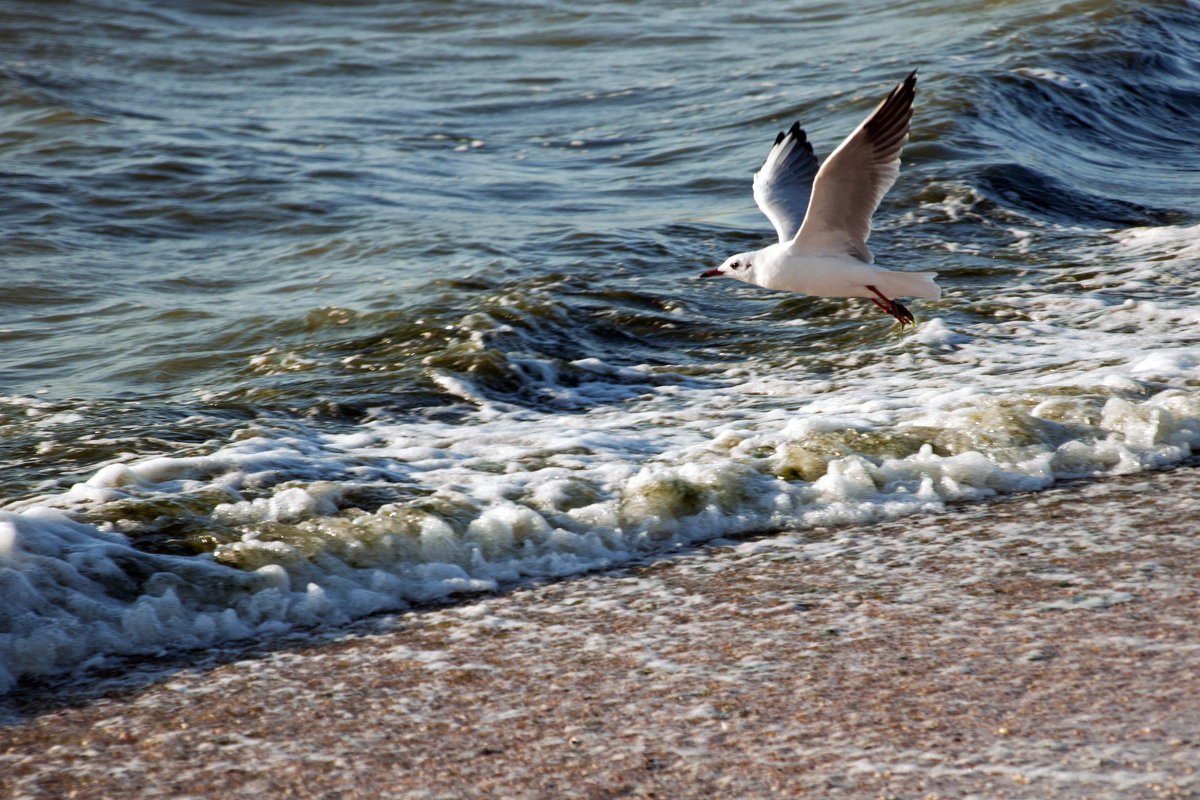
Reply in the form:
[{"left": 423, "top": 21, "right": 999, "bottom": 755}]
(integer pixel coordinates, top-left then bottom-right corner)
[{"left": 4, "top": 464, "right": 1200, "bottom": 798}]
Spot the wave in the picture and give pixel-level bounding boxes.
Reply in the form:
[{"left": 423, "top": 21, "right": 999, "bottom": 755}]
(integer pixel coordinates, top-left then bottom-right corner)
[{"left": 5, "top": 0, "right": 1200, "bottom": 694}]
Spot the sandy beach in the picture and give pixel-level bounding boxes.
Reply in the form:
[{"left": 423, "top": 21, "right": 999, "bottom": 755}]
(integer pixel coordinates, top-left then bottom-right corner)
[{"left": 3, "top": 463, "right": 1200, "bottom": 799}]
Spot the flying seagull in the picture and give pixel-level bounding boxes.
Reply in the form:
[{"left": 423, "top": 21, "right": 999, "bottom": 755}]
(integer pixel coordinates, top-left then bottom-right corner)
[{"left": 701, "top": 70, "right": 939, "bottom": 327}]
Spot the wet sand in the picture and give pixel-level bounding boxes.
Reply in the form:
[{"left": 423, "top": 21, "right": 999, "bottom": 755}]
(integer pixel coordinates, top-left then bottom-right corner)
[{"left": 3, "top": 464, "right": 1200, "bottom": 799}]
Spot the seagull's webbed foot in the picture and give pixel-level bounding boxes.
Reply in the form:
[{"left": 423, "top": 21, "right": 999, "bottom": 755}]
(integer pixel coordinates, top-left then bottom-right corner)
[
  {"left": 889, "top": 299, "right": 916, "bottom": 327},
  {"left": 866, "top": 285, "right": 916, "bottom": 328}
]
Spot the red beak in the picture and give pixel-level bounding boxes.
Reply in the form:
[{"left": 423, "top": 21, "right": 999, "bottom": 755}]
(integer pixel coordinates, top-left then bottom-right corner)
[{"left": 700, "top": 268, "right": 722, "bottom": 277}]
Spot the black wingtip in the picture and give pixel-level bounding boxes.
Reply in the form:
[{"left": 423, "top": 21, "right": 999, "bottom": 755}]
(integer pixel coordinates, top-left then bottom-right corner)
[{"left": 773, "top": 121, "right": 805, "bottom": 147}]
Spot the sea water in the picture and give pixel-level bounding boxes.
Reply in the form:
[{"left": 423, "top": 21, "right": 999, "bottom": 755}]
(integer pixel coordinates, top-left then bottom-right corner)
[{"left": 2, "top": 0, "right": 1199, "bottom": 692}]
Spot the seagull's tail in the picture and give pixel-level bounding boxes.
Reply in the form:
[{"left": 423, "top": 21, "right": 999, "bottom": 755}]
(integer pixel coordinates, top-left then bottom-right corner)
[{"left": 876, "top": 271, "right": 940, "bottom": 300}]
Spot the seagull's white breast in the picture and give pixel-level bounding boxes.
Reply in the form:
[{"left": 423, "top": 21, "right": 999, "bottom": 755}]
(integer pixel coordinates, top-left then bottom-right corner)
[{"left": 754, "top": 250, "right": 882, "bottom": 298}]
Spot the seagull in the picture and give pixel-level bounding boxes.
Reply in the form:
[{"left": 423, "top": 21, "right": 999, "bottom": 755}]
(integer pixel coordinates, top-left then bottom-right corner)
[{"left": 701, "top": 70, "right": 939, "bottom": 327}]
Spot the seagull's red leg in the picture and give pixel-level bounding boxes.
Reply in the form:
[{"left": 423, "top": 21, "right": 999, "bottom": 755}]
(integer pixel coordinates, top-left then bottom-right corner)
[
  {"left": 868, "top": 296, "right": 891, "bottom": 313},
  {"left": 866, "top": 285, "right": 916, "bottom": 327}
]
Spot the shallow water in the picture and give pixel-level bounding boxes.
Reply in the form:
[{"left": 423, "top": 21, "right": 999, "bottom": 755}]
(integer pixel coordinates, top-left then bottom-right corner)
[{"left": 2, "top": 0, "right": 1200, "bottom": 691}]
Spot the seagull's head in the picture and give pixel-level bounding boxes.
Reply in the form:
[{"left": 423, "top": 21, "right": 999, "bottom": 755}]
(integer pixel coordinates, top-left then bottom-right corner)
[{"left": 701, "top": 252, "right": 758, "bottom": 283}]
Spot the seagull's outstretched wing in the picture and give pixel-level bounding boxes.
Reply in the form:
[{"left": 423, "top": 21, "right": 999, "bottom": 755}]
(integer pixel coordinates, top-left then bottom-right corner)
[
  {"left": 752, "top": 122, "right": 819, "bottom": 244},
  {"left": 792, "top": 70, "right": 917, "bottom": 263}
]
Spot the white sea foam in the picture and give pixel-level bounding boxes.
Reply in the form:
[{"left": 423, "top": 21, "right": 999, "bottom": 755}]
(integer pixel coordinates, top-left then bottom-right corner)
[{"left": 3, "top": 223, "right": 1200, "bottom": 692}]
